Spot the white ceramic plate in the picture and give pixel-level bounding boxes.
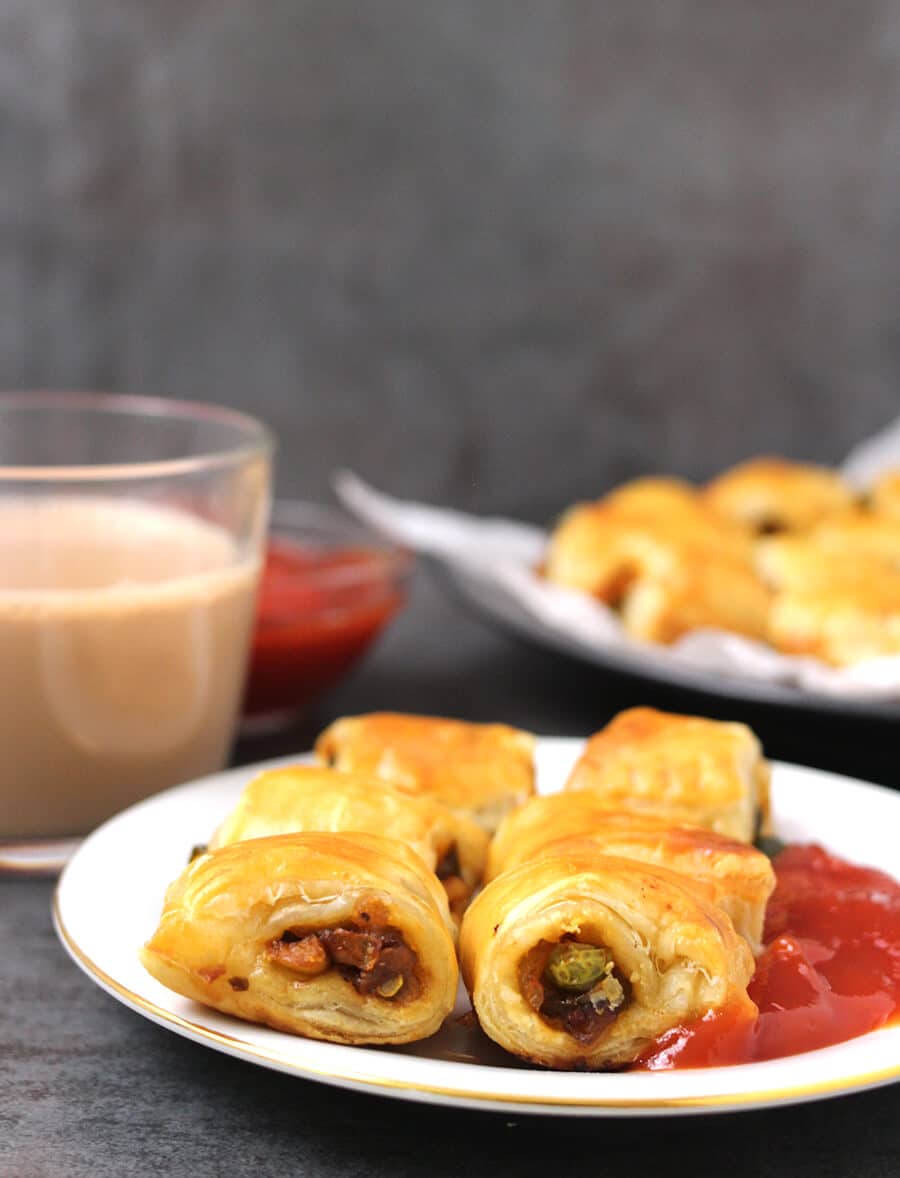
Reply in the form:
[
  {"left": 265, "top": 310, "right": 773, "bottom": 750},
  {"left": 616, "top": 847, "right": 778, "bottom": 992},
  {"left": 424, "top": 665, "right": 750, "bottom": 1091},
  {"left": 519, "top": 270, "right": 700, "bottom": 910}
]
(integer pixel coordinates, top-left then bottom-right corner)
[{"left": 54, "top": 739, "right": 900, "bottom": 1117}]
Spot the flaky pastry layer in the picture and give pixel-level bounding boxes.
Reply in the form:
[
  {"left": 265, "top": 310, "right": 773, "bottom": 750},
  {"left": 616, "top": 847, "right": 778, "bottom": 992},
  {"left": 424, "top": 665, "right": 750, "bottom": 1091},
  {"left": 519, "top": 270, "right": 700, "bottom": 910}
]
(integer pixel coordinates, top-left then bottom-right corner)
[
  {"left": 564, "top": 707, "right": 770, "bottom": 842},
  {"left": 459, "top": 851, "right": 756, "bottom": 1070},
  {"left": 140, "top": 832, "right": 458, "bottom": 1045},
  {"left": 315, "top": 713, "right": 535, "bottom": 833},
  {"left": 210, "top": 764, "right": 489, "bottom": 918},
  {"left": 487, "top": 796, "right": 774, "bottom": 951}
]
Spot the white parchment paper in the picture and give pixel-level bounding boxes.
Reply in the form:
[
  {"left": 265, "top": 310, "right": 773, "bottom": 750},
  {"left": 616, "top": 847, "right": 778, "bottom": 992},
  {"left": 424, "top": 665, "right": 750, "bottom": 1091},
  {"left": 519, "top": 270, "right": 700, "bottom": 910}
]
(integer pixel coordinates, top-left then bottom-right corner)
[{"left": 335, "top": 417, "right": 900, "bottom": 701}]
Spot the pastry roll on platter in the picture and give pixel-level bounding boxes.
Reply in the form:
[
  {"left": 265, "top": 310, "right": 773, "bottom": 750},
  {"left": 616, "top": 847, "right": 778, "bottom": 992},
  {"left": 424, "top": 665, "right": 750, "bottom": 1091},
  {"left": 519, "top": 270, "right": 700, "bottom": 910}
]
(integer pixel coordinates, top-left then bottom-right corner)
[
  {"left": 870, "top": 470, "right": 900, "bottom": 519},
  {"left": 813, "top": 510, "right": 900, "bottom": 569},
  {"left": 487, "top": 795, "right": 679, "bottom": 882},
  {"left": 767, "top": 571, "right": 900, "bottom": 665},
  {"left": 755, "top": 534, "right": 855, "bottom": 591},
  {"left": 601, "top": 476, "right": 706, "bottom": 519},
  {"left": 618, "top": 550, "right": 770, "bottom": 644},
  {"left": 486, "top": 796, "right": 775, "bottom": 951},
  {"left": 210, "top": 765, "right": 490, "bottom": 918},
  {"left": 459, "top": 850, "right": 756, "bottom": 1070},
  {"left": 704, "top": 457, "right": 853, "bottom": 533},
  {"left": 140, "top": 832, "right": 458, "bottom": 1045},
  {"left": 564, "top": 708, "right": 770, "bottom": 842},
  {"left": 315, "top": 713, "right": 535, "bottom": 833},
  {"left": 543, "top": 498, "right": 749, "bottom": 603},
  {"left": 756, "top": 517, "right": 900, "bottom": 590},
  {"left": 543, "top": 488, "right": 766, "bottom": 643},
  {"left": 542, "top": 503, "right": 651, "bottom": 600}
]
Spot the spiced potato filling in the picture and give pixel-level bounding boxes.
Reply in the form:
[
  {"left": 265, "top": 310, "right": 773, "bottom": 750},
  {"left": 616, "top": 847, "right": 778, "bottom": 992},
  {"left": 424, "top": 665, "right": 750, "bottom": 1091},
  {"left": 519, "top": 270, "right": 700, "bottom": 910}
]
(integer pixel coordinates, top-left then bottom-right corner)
[
  {"left": 267, "top": 920, "right": 420, "bottom": 1001},
  {"left": 519, "top": 938, "right": 629, "bottom": 1044}
]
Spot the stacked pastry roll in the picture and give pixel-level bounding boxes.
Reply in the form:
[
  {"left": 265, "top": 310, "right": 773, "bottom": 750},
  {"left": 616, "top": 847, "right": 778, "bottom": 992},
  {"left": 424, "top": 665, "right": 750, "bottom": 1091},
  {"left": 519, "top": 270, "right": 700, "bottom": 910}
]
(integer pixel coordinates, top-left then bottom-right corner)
[
  {"left": 315, "top": 711, "right": 536, "bottom": 833},
  {"left": 209, "top": 766, "right": 492, "bottom": 919},
  {"left": 460, "top": 708, "right": 775, "bottom": 1069},
  {"left": 141, "top": 713, "right": 536, "bottom": 1046}
]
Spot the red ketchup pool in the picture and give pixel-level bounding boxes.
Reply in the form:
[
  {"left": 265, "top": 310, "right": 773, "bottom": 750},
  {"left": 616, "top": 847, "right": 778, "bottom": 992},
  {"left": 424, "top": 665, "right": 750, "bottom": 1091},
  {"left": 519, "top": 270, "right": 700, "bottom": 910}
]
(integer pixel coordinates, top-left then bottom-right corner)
[
  {"left": 242, "top": 539, "right": 408, "bottom": 720},
  {"left": 639, "top": 844, "right": 900, "bottom": 1069}
]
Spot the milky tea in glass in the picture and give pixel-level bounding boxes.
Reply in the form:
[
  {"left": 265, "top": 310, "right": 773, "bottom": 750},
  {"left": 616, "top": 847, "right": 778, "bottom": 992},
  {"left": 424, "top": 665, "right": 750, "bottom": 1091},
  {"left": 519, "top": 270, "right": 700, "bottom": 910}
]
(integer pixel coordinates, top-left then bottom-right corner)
[{"left": 0, "top": 395, "right": 271, "bottom": 844}]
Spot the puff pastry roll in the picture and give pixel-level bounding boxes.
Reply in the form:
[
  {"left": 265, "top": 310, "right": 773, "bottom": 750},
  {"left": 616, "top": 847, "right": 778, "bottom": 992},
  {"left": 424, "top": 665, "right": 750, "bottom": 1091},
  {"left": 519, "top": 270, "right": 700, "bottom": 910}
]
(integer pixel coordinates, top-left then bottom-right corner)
[
  {"left": 485, "top": 797, "right": 774, "bottom": 951},
  {"left": 140, "top": 832, "right": 458, "bottom": 1045},
  {"left": 544, "top": 500, "right": 766, "bottom": 643},
  {"left": 210, "top": 765, "right": 489, "bottom": 918},
  {"left": 487, "top": 796, "right": 679, "bottom": 882},
  {"left": 601, "top": 476, "right": 706, "bottom": 519},
  {"left": 806, "top": 511, "right": 900, "bottom": 571},
  {"left": 544, "top": 497, "right": 749, "bottom": 602},
  {"left": 704, "top": 457, "right": 853, "bottom": 533},
  {"left": 543, "top": 503, "right": 654, "bottom": 600},
  {"left": 564, "top": 708, "right": 770, "bottom": 842},
  {"left": 599, "top": 478, "right": 751, "bottom": 553},
  {"left": 619, "top": 550, "right": 770, "bottom": 644},
  {"left": 459, "top": 850, "right": 756, "bottom": 1069},
  {"left": 870, "top": 470, "right": 900, "bottom": 519},
  {"left": 767, "top": 569, "right": 900, "bottom": 665},
  {"left": 315, "top": 713, "right": 535, "bottom": 833},
  {"left": 755, "top": 534, "right": 852, "bottom": 591},
  {"left": 487, "top": 796, "right": 768, "bottom": 951}
]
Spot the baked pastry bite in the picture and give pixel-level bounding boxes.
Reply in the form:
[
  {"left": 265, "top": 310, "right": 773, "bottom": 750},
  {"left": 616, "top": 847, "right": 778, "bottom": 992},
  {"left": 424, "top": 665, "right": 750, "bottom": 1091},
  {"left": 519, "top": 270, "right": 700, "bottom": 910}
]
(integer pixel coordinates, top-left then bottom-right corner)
[
  {"left": 314, "top": 713, "right": 535, "bottom": 834},
  {"left": 768, "top": 570, "right": 900, "bottom": 665},
  {"left": 619, "top": 549, "right": 770, "bottom": 644},
  {"left": 543, "top": 503, "right": 650, "bottom": 600},
  {"left": 601, "top": 476, "right": 706, "bottom": 520},
  {"left": 544, "top": 494, "right": 749, "bottom": 603},
  {"left": 602, "top": 478, "right": 750, "bottom": 554},
  {"left": 564, "top": 707, "right": 770, "bottom": 842},
  {"left": 704, "top": 457, "right": 854, "bottom": 533},
  {"left": 459, "top": 850, "right": 756, "bottom": 1069},
  {"left": 755, "top": 533, "right": 853, "bottom": 591},
  {"left": 140, "top": 832, "right": 458, "bottom": 1045},
  {"left": 870, "top": 470, "right": 900, "bottom": 519},
  {"left": 486, "top": 796, "right": 678, "bottom": 882},
  {"left": 210, "top": 765, "right": 489, "bottom": 919},
  {"left": 544, "top": 498, "right": 766, "bottom": 644},
  {"left": 486, "top": 797, "right": 774, "bottom": 952},
  {"left": 808, "top": 510, "right": 900, "bottom": 570}
]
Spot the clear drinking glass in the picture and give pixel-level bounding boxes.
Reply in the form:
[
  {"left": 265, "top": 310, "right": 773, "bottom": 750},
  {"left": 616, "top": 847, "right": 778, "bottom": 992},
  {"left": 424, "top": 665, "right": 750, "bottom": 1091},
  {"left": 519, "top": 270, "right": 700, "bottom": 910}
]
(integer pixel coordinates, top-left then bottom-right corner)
[{"left": 0, "top": 393, "right": 272, "bottom": 873}]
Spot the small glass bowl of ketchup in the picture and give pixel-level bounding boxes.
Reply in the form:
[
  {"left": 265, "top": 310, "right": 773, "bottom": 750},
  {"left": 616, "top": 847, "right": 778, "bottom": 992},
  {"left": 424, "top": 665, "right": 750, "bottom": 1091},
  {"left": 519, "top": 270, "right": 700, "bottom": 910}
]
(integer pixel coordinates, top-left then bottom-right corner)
[{"left": 241, "top": 501, "right": 412, "bottom": 732}]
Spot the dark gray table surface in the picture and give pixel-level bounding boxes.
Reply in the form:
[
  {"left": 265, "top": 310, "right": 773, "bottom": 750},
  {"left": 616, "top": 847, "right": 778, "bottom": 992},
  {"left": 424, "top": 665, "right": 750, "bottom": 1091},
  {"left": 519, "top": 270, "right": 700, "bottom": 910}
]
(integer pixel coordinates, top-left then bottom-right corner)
[{"left": 3, "top": 571, "right": 899, "bottom": 1178}]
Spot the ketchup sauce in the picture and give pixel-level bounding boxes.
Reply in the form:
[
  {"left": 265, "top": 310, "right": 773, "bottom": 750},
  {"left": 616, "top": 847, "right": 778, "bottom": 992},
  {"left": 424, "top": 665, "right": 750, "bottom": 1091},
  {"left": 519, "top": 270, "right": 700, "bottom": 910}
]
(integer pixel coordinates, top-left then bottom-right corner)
[
  {"left": 639, "top": 844, "right": 900, "bottom": 1069},
  {"left": 243, "top": 540, "right": 407, "bottom": 717}
]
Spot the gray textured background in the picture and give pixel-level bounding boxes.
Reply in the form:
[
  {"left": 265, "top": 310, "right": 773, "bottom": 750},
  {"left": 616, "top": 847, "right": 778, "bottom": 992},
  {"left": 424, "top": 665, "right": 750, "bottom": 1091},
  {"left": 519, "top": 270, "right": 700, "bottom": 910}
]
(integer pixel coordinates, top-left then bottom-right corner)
[{"left": 2, "top": 1, "right": 900, "bottom": 518}]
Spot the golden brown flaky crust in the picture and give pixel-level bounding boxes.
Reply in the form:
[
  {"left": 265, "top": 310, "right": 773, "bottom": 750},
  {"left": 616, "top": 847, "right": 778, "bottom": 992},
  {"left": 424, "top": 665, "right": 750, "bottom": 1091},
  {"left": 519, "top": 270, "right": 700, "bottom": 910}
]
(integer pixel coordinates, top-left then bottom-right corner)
[
  {"left": 314, "top": 713, "right": 535, "bottom": 833},
  {"left": 563, "top": 707, "right": 770, "bottom": 842},
  {"left": 544, "top": 490, "right": 751, "bottom": 599},
  {"left": 543, "top": 480, "right": 766, "bottom": 643},
  {"left": 486, "top": 796, "right": 774, "bottom": 951},
  {"left": 767, "top": 572, "right": 900, "bottom": 664},
  {"left": 140, "top": 832, "right": 458, "bottom": 1045},
  {"left": 540, "top": 458, "right": 900, "bottom": 665},
  {"left": 704, "top": 457, "right": 854, "bottom": 532},
  {"left": 870, "top": 470, "right": 900, "bottom": 519},
  {"left": 757, "top": 515, "right": 900, "bottom": 590},
  {"left": 487, "top": 796, "right": 679, "bottom": 881},
  {"left": 752, "top": 510, "right": 900, "bottom": 664},
  {"left": 459, "top": 850, "right": 756, "bottom": 1070},
  {"left": 618, "top": 551, "right": 770, "bottom": 644},
  {"left": 210, "top": 764, "right": 489, "bottom": 917}
]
